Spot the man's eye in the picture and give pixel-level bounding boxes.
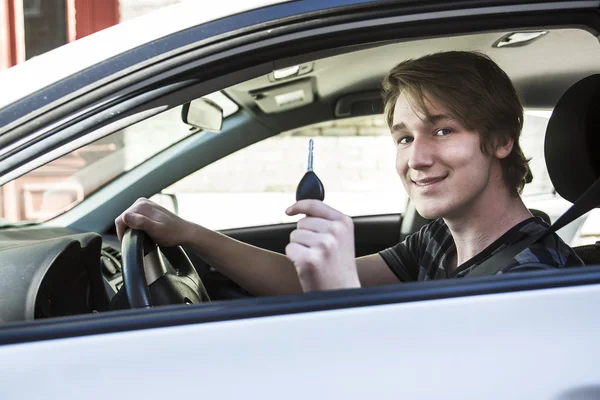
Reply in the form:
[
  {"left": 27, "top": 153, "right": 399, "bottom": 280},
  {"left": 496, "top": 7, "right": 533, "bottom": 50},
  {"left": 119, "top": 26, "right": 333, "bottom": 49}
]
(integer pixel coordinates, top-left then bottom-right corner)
[
  {"left": 399, "top": 137, "right": 413, "bottom": 144},
  {"left": 435, "top": 128, "right": 453, "bottom": 136}
]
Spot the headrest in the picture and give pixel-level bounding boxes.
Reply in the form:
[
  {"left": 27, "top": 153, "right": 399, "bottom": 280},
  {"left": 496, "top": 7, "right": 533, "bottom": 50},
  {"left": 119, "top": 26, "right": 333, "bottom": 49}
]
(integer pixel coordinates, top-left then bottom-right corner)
[{"left": 545, "top": 74, "right": 600, "bottom": 203}]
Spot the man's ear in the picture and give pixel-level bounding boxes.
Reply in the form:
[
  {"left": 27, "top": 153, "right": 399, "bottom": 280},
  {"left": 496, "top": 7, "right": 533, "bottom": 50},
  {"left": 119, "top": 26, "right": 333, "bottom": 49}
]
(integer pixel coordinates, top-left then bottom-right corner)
[{"left": 494, "top": 137, "right": 514, "bottom": 159}]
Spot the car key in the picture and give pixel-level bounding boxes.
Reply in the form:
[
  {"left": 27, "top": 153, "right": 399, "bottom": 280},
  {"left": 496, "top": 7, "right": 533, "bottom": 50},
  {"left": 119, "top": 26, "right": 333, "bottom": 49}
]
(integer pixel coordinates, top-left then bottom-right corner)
[{"left": 296, "top": 139, "right": 325, "bottom": 201}]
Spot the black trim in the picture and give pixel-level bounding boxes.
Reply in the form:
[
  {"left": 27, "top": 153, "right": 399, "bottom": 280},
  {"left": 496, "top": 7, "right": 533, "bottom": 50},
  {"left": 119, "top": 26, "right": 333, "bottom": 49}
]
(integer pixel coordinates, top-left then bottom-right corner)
[{"left": 1, "top": 266, "right": 599, "bottom": 345}]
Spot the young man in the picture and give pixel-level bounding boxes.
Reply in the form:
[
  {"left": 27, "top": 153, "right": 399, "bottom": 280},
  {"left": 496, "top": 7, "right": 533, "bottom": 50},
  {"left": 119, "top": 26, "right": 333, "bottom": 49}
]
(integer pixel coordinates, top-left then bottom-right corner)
[{"left": 115, "top": 51, "right": 582, "bottom": 295}]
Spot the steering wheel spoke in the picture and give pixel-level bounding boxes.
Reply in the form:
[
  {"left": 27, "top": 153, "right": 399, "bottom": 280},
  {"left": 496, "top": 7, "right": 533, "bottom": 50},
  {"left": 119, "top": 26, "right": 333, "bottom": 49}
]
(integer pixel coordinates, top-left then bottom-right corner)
[{"left": 121, "top": 229, "right": 209, "bottom": 308}]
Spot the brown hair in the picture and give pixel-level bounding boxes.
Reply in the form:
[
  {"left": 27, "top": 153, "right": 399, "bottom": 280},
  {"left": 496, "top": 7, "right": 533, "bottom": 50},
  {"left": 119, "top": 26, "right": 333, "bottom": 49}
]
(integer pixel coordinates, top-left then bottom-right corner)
[{"left": 382, "top": 51, "right": 528, "bottom": 194}]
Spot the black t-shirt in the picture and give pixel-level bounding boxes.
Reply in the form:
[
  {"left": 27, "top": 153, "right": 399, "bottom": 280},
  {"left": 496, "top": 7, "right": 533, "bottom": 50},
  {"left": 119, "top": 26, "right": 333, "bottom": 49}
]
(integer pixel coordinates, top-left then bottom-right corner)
[{"left": 379, "top": 217, "right": 584, "bottom": 282}]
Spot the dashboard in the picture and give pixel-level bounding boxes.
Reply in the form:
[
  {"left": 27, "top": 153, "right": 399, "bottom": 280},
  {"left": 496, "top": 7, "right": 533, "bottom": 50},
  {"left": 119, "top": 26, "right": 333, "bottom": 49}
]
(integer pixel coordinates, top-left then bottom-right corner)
[
  {"left": 0, "top": 226, "right": 120, "bottom": 322},
  {"left": 0, "top": 222, "right": 255, "bottom": 323}
]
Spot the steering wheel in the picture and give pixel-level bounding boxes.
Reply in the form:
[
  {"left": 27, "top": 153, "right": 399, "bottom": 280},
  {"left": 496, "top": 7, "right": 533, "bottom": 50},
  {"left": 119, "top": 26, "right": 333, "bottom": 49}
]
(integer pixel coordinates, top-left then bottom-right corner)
[{"left": 121, "top": 229, "right": 210, "bottom": 308}]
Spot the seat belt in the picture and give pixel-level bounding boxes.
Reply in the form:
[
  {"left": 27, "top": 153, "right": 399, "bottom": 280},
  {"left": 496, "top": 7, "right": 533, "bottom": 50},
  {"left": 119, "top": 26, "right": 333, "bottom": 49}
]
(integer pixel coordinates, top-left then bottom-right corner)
[{"left": 467, "top": 176, "right": 600, "bottom": 277}]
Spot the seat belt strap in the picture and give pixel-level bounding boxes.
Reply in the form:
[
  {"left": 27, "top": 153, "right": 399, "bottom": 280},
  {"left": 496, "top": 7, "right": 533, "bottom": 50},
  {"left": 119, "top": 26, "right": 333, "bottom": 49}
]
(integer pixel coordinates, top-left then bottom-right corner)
[{"left": 467, "top": 176, "right": 600, "bottom": 277}]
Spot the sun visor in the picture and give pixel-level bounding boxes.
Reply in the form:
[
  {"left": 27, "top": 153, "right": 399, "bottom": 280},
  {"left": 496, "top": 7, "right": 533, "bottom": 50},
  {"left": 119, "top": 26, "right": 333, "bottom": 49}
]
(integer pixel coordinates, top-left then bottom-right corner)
[
  {"left": 250, "top": 78, "right": 314, "bottom": 114},
  {"left": 545, "top": 74, "right": 600, "bottom": 203}
]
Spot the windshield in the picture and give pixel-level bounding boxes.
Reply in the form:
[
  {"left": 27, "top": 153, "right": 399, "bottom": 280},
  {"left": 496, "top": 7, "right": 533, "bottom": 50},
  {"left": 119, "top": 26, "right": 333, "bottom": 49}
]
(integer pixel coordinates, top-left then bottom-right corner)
[
  {"left": 0, "top": 106, "right": 193, "bottom": 225},
  {"left": 0, "top": 92, "right": 238, "bottom": 225}
]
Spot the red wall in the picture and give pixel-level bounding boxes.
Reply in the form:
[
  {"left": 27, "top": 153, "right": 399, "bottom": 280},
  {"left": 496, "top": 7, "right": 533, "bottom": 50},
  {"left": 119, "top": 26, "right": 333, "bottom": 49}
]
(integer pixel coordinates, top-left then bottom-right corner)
[
  {"left": 1, "top": 0, "right": 119, "bottom": 70},
  {"left": 0, "top": 0, "right": 25, "bottom": 70},
  {"left": 67, "top": 0, "right": 119, "bottom": 41}
]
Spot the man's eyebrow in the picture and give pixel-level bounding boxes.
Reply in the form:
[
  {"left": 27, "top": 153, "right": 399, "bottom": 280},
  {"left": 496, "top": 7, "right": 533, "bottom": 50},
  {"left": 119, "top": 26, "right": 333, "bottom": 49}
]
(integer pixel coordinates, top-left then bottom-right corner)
[
  {"left": 391, "top": 122, "right": 407, "bottom": 133},
  {"left": 426, "top": 114, "right": 454, "bottom": 124},
  {"left": 391, "top": 114, "right": 454, "bottom": 133}
]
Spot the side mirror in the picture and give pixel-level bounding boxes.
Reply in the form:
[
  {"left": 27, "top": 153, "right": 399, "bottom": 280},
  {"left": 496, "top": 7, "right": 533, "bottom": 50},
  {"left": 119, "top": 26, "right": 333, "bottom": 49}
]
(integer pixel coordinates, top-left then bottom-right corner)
[{"left": 181, "top": 98, "right": 223, "bottom": 132}]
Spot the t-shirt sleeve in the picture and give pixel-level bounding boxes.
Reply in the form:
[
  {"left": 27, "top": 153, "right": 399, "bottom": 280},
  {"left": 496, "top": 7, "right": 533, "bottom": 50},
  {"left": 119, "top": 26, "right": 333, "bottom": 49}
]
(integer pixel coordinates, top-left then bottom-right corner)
[{"left": 379, "top": 220, "right": 438, "bottom": 282}]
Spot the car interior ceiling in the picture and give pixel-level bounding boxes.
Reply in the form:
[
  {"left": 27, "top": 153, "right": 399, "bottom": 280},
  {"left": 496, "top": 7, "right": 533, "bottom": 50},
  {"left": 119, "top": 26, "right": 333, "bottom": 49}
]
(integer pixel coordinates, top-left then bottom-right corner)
[{"left": 224, "top": 28, "right": 600, "bottom": 131}]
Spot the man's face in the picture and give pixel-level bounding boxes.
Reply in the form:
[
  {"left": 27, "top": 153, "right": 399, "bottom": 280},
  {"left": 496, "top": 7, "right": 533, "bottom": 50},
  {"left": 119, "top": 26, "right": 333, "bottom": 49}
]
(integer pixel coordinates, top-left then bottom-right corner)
[{"left": 391, "top": 93, "right": 501, "bottom": 220}]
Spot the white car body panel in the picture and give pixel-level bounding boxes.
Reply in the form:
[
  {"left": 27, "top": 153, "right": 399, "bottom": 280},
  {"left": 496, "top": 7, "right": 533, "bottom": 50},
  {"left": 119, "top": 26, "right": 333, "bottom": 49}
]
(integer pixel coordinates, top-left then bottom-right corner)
[
  {"left": 0, "top": 0, "right": 290, "bottom": 109},
  {"left": 0, "top": 284, "right": 599, "bottom": 399}
]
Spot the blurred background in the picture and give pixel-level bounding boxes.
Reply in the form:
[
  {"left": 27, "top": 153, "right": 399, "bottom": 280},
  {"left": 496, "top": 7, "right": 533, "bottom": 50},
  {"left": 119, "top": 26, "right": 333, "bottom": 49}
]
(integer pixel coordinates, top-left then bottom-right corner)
[{"left": 0, "top": 0, "right": 184, "bottom": 70}]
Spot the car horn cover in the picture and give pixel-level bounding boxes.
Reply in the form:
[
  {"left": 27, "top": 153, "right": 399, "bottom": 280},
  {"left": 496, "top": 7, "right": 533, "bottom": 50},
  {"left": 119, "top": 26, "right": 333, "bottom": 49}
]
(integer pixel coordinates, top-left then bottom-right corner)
[{"left": 545, "top": 74, "right": 600, "bottom": 204}]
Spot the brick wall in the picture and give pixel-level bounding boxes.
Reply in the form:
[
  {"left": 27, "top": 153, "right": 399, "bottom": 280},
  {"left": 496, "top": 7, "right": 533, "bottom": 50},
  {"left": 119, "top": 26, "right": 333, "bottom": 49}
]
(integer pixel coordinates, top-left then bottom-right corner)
[
  {"left": 160, "top": 115, "right": 407, "bottom": 229},
  {"left": 170, "top": 115, "right": 397, "bottom": 194}
]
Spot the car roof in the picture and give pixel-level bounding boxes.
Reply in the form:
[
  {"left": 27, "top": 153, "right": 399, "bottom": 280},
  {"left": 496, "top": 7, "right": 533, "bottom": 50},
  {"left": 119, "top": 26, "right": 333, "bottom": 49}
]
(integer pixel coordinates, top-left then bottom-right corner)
[{"left": 0, "top": 0, "right": 290, "bottom": 110}]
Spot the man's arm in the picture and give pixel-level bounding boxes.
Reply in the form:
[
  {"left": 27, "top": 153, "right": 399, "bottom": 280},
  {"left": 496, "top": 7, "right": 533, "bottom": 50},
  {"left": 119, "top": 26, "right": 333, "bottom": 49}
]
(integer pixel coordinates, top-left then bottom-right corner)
[
  {"left": 186, "top": 226, "right": 400, "bottom": 295},
  {"left": 356, "top": 254, "right": 402, "bottom": 287},
  {"left": 182, "top": 222, "right": 303, "bottom": 296},
  {"left": 116, "top": 198, "right": 400, "bottom": 296},
  {"left": 115, "top": 198, "right": 303, "bottom": 297},
  {"left": 171, "top": 224, "right": 399, "bottom": 296}
]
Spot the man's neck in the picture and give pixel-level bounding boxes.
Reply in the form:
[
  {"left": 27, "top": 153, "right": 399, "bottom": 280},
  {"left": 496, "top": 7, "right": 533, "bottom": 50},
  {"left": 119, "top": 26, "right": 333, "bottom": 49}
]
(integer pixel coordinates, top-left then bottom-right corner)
[{"left": 444, "top": 185, "right": 532, "bottom": 269}]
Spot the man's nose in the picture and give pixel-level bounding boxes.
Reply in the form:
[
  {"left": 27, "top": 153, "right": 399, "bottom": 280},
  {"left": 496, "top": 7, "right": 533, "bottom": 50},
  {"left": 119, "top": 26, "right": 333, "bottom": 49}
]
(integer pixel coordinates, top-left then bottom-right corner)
[{"left": 407, "top": 136, "right": 434, "bottom": 170}]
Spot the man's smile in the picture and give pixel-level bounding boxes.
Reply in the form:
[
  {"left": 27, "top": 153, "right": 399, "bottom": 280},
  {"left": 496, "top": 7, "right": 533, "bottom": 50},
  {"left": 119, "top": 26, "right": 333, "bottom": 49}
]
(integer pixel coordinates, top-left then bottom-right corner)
[{"left": 411, "top": 176, "right": 447, "bottom": 187}]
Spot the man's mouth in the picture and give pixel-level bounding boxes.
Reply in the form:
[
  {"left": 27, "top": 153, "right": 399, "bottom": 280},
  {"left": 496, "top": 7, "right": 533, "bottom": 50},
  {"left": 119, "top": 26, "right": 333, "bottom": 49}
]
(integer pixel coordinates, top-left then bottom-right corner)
[{"left": 411, "top": 176, "right": 446, "bottom": 186}]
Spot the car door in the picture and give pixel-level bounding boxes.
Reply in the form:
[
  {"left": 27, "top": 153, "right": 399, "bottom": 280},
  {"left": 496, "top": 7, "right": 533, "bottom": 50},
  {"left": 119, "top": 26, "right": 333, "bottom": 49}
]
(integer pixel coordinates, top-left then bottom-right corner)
[{"left": 1, "top": 1, "right": 600, "bottom": 399}]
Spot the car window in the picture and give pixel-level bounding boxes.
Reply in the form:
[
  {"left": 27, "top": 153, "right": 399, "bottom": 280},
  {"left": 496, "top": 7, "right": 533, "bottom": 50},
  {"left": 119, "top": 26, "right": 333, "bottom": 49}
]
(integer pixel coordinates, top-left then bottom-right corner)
[
  {"left": 159, "top": 115, "right": 407, "bottom": 230},
  {"left": 157, "top": 109, "right": 600, "bottom": 242}
]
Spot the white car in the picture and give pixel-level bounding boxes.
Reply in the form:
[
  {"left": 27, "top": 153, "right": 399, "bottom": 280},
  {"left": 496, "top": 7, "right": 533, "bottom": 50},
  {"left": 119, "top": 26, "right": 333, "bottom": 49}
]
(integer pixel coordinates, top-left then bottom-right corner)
[{"left": 0, "top": 1, "right": 599, "bottom": 399}]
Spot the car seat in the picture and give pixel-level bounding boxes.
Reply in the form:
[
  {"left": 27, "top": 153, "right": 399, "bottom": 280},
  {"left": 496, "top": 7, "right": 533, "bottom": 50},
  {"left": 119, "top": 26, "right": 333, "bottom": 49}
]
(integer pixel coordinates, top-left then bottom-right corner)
[{"left": 544, "top": 74, "right": 600, "bottom": 265}]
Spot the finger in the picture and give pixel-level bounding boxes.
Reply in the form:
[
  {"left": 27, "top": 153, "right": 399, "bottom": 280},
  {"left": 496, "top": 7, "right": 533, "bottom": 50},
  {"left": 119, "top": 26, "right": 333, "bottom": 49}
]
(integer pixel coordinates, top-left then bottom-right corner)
[
  {"left": 121, "top": 212, "right": 158, "bottom": 237},
  {"left": 285, "top": 242, "right": 314, "bottom": 267},
  {"left": 290, "top": 229, "right": 328, "bottom": 248},
  {"left": 297, "top": 217, "right": 332, "bottom": 233},
  {"left": 131, "top": 199, "right": 163, "bottom": 218},
  {"left": 137, "top": 205, "right": 167, "bottom": 223},
  {"left": 115, "top": 214, "right": 126, "bottom": 242},
  {"left": 286, "top": 200, "right": 344, "bottom": 220},
  {"left": 128, "top": 200, "right": 173, "bottom": 227},
  {"left": 116, "top": 214, "right": 135, "bottom": 242},
  {"left": 116, "top": 199, "right": 154, "bottom": 242}
]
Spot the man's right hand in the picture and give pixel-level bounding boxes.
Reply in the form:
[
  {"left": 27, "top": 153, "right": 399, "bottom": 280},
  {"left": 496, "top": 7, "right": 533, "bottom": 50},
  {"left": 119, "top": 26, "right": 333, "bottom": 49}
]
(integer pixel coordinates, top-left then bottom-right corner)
[{"left": 115, "top": 197, "right": 190, "bottom": 247}]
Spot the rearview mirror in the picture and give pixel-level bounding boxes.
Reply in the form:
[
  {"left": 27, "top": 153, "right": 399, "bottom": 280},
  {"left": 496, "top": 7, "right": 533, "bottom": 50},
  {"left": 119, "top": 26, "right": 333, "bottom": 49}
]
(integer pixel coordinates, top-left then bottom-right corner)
[{"left": 181, "top": 98, "right": 223, "bottom": 132}]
